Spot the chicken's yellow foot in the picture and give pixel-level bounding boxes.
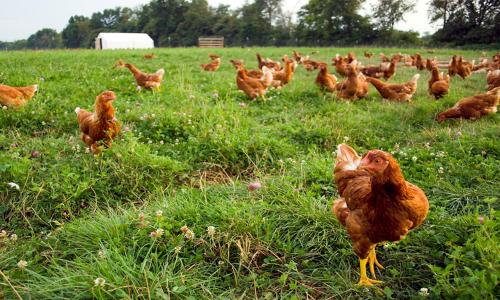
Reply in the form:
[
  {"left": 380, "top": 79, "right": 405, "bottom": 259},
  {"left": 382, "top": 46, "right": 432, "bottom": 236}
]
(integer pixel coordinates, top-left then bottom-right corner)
[
  {"left": 368, "top": 248, "right": 384, "bottom": 279},
  {"left": 357, "top": 258, "right": 383, "bottom": 286}
]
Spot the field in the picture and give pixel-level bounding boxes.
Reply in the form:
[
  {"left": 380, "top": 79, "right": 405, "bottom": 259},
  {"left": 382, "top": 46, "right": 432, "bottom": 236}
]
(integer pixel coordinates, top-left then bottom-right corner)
[{"left": 0, "top": 47, "right": 499, "bottom": 299}]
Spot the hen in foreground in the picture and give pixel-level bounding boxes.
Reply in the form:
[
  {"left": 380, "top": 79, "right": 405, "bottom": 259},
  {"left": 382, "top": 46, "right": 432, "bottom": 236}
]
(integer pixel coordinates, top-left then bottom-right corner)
[
  {"left": 75, "top": 91, "right": 120, "bottom": 154},
  {"left": 333, "top": 144, "right": 429, "bottom": 286},
  {"left": 0, "top": 84, "right": 38, "bottom": 108}
]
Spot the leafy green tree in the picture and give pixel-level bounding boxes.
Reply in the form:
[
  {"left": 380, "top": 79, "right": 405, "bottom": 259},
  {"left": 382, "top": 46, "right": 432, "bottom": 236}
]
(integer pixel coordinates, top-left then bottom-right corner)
[
  {"left": 175, "top": 0, "right": 214, "bottom": 45},
  {"left": 27, "top": 28, "right": 62, "bottom": 49},
  {"left": 296, "top": 0, "right": 374, "bottom": 45},
  {"left": 430, "top": 0, "right": 500, "bottom": 44},
  {"left": 372, "top": 0, "right": 416, "bottom": 30},
  {"left": 62, "top": 16, "right": 91, "bottom": 48}
]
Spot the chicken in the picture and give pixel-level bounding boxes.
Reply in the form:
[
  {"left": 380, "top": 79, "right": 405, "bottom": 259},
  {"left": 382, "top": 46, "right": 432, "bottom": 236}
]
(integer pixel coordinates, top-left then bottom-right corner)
[
  {"left": 436, "top": 87, "right": 500, "bottom": 122},
  {"left": 315, "top": 63, "right": 337, "bottom": 93},
  {"left": 271, "top": 56, "right": 295, "bottom": 88},
  {"left": 364, "top": 51, "right": 373, "bottom": 59},
  {"left": 456, "top": 56, "right": 473, "bottom": 80},
  {"left": 144, "top": 53, "right": 156, "bottom": 59},
  {"left": 380, "top": 53, "right": 390, "bottom": 63},
  {"left": 292, "top": 50, "right": 302, "bottom": 63},
  {"left": 116, "top": 60, "right": 164, "bottom": 90},
  {"left": 332, "top": 55, "right": 350, "bottom": 77},
  {"left": 415, "top": 53, "right": 426, "bottom": 70},
  {"left": 361, "top": 58, "right": 397, "bottom": 80},
  {"left": 335, "top": 63, "right": 368, "bottom": 100},
  {"left": 448, "top": 55, "right": 458, "bottom": 77},
  {"left": 366, "top": 74, "right": 420, "bottom": 102},
  {"left": 347, "top": 52, "right": 357, "bottom": 63},
  {"left": 256, "top": 53, "right": 281, "bottom": 71},
  {"left": 333, "top": 143, "right": 429, "bottom": 286},
  {"left": 403, "top": 55, "right": 415, "bottom": 67},
  {"left": 236, "top": 65, "right": 273, "bottom": 99},
  {"left": 230, "top": 59, "right": 263, "bottom": 78},
  {"left": 428, "top": 66, "right": 450, "bottom": 99},
  {"left": 425, "top": 58, "right": 437, "bottom": 71},
  {"left": 201, "top": 54, "right": 221, "bottom": 72},
  {"left": 75, "top": 91, "right": 120, "bottom": 154},
  {"left": 0, "top": 84, "right": 38, "bottom": 108},
  {"left": 487, "top": 70, "right": 500, "bottom": 91},
  {"left": 302, "top": 59, "right": 321, "bottom": 71},
  {"left": 230, "top": 59, "right": 244, "bottom": 69}
]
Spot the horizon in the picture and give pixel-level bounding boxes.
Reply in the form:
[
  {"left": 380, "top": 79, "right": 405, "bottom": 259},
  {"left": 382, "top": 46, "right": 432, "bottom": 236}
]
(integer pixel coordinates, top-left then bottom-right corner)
[{"left": 0, "top": 0, "right": 435, "bottom": 42}]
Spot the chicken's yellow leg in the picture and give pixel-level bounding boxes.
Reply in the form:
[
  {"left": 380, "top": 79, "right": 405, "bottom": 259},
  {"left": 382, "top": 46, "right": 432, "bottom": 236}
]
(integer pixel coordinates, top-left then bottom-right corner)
[
  {"left": 357, "top": 258, "right": 382, "bottom": 286},
  {"left": 368, "top": 248, "right": 384, "bottom": 279}
]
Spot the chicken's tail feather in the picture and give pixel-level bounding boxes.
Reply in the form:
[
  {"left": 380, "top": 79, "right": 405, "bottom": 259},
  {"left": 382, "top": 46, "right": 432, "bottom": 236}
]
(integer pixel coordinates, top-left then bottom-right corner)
[{"left": 156, "top": 69, "right": 165, "bottom": 76}]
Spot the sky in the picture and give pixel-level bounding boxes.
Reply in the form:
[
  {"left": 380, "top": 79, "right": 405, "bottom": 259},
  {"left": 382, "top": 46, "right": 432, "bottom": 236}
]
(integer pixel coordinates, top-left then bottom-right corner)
[{"left": 0, "top": 0, "right": 436, "bottom": 42}]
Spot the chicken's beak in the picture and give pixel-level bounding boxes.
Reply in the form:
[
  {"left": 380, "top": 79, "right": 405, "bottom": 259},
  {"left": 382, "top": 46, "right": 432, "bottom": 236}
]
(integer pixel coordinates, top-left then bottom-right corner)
[{"left": 359, "top": 155, "right": 371, "bottom": 167}]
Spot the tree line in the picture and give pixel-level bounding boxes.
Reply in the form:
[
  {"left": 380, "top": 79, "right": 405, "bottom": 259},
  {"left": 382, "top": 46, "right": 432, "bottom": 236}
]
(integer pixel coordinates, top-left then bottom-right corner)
[{"left": 1, "top": 0, "right": 498, "bottom": 50}]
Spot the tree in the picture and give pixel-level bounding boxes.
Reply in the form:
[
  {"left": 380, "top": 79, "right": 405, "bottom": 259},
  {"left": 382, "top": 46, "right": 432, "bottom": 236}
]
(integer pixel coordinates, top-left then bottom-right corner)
[
  {"left": 27, "top": 28, "right": 62, "bottom": 49},
  {"left": 429, "top": 0, "right": 500, "bottom": 44},
  {"left": 372, "top": 0, "right": 416, "bottom": 30},
  {"left": 62, "top": 16, "right": 91, "bottom": 48},
  {"left": 296, "top": 0, "right": 374, "bottom": 45}
]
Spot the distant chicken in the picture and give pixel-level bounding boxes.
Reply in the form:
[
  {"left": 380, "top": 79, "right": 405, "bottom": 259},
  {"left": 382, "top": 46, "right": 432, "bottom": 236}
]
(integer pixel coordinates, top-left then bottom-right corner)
[
  {"left": 367, "top": 74, "right": 420, "bottom": 102},
  {"left": 414, "top": 53, "right": 426, "bottom": 70},
  {"left": 144, "top": 53, "right": 156, "bottom": 59},
  {"left": 292, "top": 50, "right": 303, "bottom": 63},
  {"left": 425, "top": 58, "right": 437, "bottom": 71},
  {"left": 436, "top": 87, "right": 500, "bottom": 122},
  {"left": 428, "top": 66, "right": 450, "bottom": 99},
  {"left": 116, "top": 60, "right": 164, "bottom": 90},
  {"left": 75, "top": 91, "right": 120, "bottom": 154},
  {"left": 332, "top": 55, "right": 350, "bottom": 77},
  {"left": 230, "top": 59, "right": 263, "bottom": 78},
  {"left": 256, "top": 53, "right": 281, "bottom": 71},
  {"left": 346, "top": 52, "right": 357, "bottom": 63},
  {"left": 448, "top": 55, "right": 458, "bottom": 76},
  {"left": 335, "top": 63, "right": 368, "bottom": 100},
  {"left": 201, "top": 54, "right": 221, "bottom": 72},
  {"left": 0, "top": 84, "right": 38, "bottom": 108},
  {"left": 302, "top": 59, "right": 321, "bottom": 71},
  {"left": 333, "top": 144, "right": 429, "bottom": 286},
  {"left": 315, "top": 63, "right": 338, "bottom": 93},
  {"left": 456, "top": 56, "right": 473, "bottom": 80},
  {"left": 487, "top": 70, "right": 500, "bottom": 91},
  {"left": 364, "top": 51, "right": 373, "bottom": 59},
  {"left": 380, "top": 53, "right": 390, "bottom": 63},
  {"left": 271, "top": 56, "right": 295, "bottom": 88},
  {"left": 361, "top": 58, "right": 397, "bottom": 80},
  {"left": 236, "top": 66, "right": 273, "bottom": 99}
]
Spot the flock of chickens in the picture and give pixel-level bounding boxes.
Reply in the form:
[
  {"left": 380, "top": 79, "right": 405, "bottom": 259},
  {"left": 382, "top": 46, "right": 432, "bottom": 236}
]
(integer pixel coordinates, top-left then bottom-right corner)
[{"left": 1, "top": 49, "right": 499, "bottom": 288}]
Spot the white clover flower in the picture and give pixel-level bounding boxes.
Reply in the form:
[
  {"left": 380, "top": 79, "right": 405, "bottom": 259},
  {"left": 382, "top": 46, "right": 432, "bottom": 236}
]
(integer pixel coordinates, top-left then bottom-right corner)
[
  {"left": 17, "top": 260, "right": 28, "bottom": 269},
  {"left": 7, "top": 182, "right": 20, "bottom": 190},
  {"left": 412, "top": 156, "right": 417, "bottom": 162},
  {"left": 160, "top": 140, "right": 164, "bottom": 145},
  {"left": 419, "top": 287, "right": 429, "bottom": 296},
  {"left": 2, "top": 106, "right": 7, "bottom": 110},
  {"left": 207, "top": 226, "right": 215, "bottom": 237},
  {"left": 438, "top": 167, "right": 444, "bottom": 174},
  {"left": 10, "top": 234, "right": 18, "bottom": 241},
  {"left": 239, "top": 102, "right": 247, "bottom": 107},
  {"left": 150, "top": 228, "right": 164, "bottom": 238},
  {"left": 151, "top": 114, "right": 156, "bottom": 118},
  {"left": 155, "top": 210, "right": 163, "bottom": 218},
  {"left": 136, "top": 86, "right": 142, "bottom": 91},
  {"left": 94, "top": 277, "right": 106, "bottom": 287},
  {"left": 98, "top": 250, "right": 106, "bottom": 259},
  {"left": 174, "top": 245, "right": 182, "bottom": 253},
  {"left": 148, "top": 140, "right": 152, "bottom": 144},
  {"left": 343, "top": 136, "right": 350, "bottom": 142},
  {"left": 41, "top": 121, "right": 46, "bottom": 125},
  {"left": 0, "top": 230, "right": 7, "bottom": 238},
  {"left": 189, "top": 95, "right": 195, "bottom": 100}
]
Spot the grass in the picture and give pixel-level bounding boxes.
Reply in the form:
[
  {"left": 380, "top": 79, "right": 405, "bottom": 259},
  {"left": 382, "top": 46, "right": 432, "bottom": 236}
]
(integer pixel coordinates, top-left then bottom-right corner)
[{"left": 0, "top": 47, "right": 499, "bottom": 299}]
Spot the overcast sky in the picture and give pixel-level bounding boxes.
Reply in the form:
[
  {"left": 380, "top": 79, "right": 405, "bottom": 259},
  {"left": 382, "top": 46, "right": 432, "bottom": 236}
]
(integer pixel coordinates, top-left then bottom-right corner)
[{"left": 0, "top": 0, "right": 436, "bottom": 42}]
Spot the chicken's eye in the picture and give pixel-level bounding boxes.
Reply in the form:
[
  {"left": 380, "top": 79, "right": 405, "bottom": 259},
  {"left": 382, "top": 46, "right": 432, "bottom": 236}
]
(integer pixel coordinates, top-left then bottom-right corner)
[{"left": 374, "top": 158, "right": 382, "bottom": 164}]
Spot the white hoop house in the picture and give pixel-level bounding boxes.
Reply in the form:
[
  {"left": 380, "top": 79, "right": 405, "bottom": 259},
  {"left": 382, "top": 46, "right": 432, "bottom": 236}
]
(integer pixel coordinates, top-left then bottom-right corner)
[{"left": 95, "top": 33, "right": 154, "bottom": 50}]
